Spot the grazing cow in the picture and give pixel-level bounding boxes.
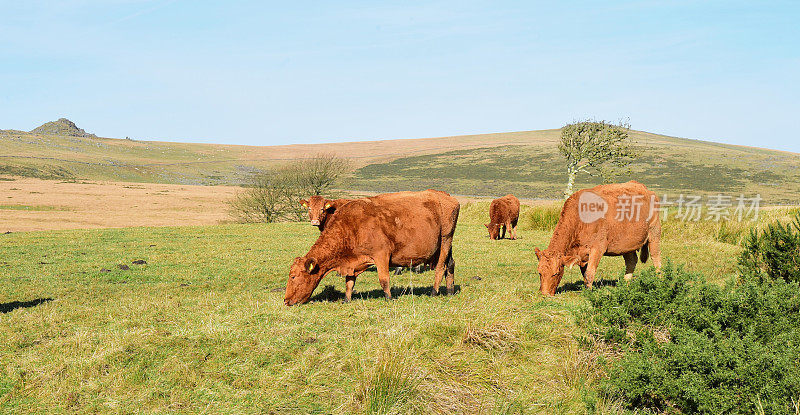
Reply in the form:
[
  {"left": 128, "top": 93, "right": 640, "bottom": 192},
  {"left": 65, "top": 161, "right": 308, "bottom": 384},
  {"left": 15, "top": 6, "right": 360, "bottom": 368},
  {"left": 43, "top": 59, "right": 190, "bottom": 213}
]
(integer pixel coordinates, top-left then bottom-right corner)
[
  {"left": 534, "top": 181, "right": 662, "bottom": 296},
  {"left": 486, "top": 194, "right": 520, "bottom": 240},
  {"left": 285, "top": 190, "right": 459, "bottom": 305},
  {"left": 299, "top": 196, "right": 351, "bottom": 230},
  {"left": 301, "top": 195, "right": 417, "bottom": 276}
]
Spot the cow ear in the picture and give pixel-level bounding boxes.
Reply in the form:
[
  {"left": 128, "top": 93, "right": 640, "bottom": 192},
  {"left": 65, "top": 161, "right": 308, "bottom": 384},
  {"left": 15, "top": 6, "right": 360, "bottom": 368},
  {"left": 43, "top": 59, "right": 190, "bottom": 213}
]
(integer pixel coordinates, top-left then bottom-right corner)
[
  {"left": 561, "top": 255, "right": 580, "bottom": 269},
  {"left": 304, "top": 257, "right": 317, "bottom": 273},
  {"left": 534, "top": 247, "right": 543, "bottom": 260},
  {"left": 300, "top": 199, "right": 308, "bottom": 208},
  {"left": 324, "top": 202, "right": 333, "bottom": 210}
]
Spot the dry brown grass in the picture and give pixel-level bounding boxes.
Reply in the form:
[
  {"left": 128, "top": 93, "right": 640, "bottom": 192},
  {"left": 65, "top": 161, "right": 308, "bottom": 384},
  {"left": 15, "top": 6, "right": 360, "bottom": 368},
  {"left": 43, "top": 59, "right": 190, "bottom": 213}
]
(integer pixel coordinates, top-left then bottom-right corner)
[
  {"left": 0, "top": 177, "right": 237, "bottom": 232},
  {"left": 463, "top": 322, "right": 520, "bottom": 352},
  {"left": 0, "top": 178, "right": 559, "bottom": 233}
]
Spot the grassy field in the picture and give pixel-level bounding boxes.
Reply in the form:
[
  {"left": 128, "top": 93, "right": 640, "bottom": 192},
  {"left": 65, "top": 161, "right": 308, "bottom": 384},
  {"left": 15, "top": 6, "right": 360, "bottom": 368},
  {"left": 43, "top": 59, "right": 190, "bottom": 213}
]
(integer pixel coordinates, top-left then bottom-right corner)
[
  {"left": 2, "top": 121, "right": 799, "bottom": 412},
  {"left": 2, "top": 202, "right": 772, "bottom": 414},
  {"left": 3, "top": 127, "right": 799, "bottom": 203}
]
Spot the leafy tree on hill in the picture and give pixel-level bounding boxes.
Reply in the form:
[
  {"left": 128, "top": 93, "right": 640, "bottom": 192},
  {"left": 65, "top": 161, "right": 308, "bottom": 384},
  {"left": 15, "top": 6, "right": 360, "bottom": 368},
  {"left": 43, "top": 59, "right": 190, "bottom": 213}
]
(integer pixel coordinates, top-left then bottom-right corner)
[{"left": 558, "top": 119, "right": 636, "bottom": 198}]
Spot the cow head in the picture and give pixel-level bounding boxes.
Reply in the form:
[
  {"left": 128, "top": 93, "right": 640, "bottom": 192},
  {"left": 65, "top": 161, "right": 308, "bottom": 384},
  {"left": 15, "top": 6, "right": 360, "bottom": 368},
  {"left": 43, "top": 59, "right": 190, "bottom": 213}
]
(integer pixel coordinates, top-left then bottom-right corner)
[
  {"left": 285, "top": 256, "right": 325, "bottom": 305},
  {"left": 485, "top": 222, "right": 502, "bottom": 240},
  {"left": 534, "top": 247, "right": 580, "bottom": 296},
  {"left": 301, "top": 196, "right": 337, "bottom": 228}
]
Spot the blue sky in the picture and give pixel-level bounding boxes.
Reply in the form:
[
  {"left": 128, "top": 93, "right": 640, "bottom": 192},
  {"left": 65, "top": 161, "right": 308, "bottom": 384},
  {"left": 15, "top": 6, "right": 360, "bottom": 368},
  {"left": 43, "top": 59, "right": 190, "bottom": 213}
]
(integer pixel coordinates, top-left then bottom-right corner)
[{"left": 1, "top": 1, "right": 798, "bottom": 151}]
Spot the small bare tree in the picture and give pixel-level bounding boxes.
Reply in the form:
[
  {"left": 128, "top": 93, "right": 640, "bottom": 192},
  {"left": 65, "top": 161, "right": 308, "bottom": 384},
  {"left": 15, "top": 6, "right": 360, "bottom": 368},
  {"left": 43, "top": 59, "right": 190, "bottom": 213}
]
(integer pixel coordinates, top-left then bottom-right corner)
[
  {"left": 286, "top": 154, "right": 350, "bottom": 196},
  {"left": 559, "top": 119, "right": 636, "bottom": 198},
  {"left": 229, "top": 154, "right": 350, "bottom": 223},
  {"left": 229, "top": 170, "right": 299, "bottom": 223}
]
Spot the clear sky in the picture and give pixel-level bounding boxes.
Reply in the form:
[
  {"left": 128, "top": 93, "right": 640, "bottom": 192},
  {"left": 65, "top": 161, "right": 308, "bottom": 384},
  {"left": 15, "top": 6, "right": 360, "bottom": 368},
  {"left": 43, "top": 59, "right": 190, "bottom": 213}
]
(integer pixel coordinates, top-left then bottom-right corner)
[{"left": 1, "top": 1, "right": 798, "bottom": 152}]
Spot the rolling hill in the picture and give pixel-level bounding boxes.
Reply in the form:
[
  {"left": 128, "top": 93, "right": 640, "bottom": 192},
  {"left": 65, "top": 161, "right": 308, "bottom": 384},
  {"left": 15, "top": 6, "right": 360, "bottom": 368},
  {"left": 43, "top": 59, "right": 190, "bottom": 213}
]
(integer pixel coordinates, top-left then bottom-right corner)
[{"left": 2, "top": 119, "right": 799, "bottom": 203}]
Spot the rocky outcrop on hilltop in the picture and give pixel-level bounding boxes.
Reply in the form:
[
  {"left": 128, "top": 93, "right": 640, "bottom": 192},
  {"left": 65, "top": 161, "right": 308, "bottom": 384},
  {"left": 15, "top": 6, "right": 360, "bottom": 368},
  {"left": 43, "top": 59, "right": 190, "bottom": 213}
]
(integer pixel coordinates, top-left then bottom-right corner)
[{"left": 30, "top": 118, "right": 96, "bottom": 137}]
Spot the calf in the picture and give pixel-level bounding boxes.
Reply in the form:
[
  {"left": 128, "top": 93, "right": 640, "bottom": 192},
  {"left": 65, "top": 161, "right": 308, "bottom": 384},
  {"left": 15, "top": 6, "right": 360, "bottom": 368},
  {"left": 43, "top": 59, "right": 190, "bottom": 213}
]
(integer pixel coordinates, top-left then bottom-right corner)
[
  {"left": 486, "top": 194, "right": 520, "bottom": 240},
  {"left": 534, "top": 181, "right": 662, "bottom": 295},
  {"left": 285, "top": 190, "right": 459, "bottom": 305},
  {"left": 299, "top": 196, "right": 351, "bottom": 231}
]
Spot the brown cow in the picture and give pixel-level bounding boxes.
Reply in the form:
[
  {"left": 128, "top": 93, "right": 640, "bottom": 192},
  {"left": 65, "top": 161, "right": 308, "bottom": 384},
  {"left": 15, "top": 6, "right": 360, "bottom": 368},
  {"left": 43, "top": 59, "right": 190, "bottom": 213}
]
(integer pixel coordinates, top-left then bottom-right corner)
[
  {"left": 534, "top": 181, "right": 662, "bottom": 296},
  {"left": 299, "top": 196, "right": 351, "bottom": 230},
  {"left": 285, "top": 190, "right": 459, "bottom": 305},
  {"left": 300, "top": 195, "right": 419, "bottom": 276},
  {"left": 486, "top": 194, "right": 520, "bottom": 240}
]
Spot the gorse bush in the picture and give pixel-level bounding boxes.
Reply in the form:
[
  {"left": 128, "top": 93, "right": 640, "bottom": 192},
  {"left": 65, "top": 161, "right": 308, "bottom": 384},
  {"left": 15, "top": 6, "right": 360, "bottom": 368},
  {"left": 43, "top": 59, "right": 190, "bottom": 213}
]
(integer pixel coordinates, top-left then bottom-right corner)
[
  {"left": 583, "top": 262, "right": 800, "bottom": 414},
  {"left": 739, "top": 212, "right": 800, "bottom": 283}
]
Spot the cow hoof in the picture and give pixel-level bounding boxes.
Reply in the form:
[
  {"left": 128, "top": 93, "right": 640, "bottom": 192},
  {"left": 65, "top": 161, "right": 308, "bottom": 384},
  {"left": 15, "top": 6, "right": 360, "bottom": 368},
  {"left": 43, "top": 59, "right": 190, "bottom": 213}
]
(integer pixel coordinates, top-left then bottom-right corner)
[
  {"left": 430, "top": 289, "right": 439, "bottom": 297},
  {"left": 447, "top": 287, "right": 455, "bottom": 295}
]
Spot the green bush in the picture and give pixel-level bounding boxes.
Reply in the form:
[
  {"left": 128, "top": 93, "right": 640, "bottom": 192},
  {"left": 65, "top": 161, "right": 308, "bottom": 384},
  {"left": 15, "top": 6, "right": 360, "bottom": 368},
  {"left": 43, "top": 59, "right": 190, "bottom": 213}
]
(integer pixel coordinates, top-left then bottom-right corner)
[
  {"left": 583, "top": 262, "right": 800, "bottom": 414},
  {"left": 739, "top": 212, "right": 800, "bottom": 283}
]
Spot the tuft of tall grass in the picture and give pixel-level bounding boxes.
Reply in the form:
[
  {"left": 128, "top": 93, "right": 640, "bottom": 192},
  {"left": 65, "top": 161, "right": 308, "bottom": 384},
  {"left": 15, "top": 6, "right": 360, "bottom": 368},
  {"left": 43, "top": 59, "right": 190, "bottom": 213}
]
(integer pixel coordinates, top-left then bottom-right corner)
[
  {"left": 520, "top": 203, "right": 562, "bottom": 231},
  {"left": 353, "top": 348, "right": 483, "bottom": 415},
  {"left": 358, "top": 353, "right": 421, "bottom": 415}
]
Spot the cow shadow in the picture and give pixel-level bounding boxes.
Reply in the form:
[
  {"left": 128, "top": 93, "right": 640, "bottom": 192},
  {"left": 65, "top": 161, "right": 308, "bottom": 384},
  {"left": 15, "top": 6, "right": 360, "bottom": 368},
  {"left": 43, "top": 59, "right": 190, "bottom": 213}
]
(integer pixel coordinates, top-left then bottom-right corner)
[
  {"left": 555, "top": 278, "right": 618, "bottom": 294},
  {"left": 0, "top": 297, "right": 53, "bottom": 314},
  {"left": 309, "top": 284, "right": 461, "bottom": 303}
]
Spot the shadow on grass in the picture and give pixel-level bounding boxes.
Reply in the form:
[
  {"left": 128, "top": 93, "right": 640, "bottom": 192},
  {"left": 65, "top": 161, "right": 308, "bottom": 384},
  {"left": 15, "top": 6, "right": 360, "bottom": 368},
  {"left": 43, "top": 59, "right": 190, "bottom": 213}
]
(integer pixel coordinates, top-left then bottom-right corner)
[
  {"left": 1, "top": 297, "right": 53, "bottom": 314},
  {"left": 309, "top": 284, "right": 461, "bottom": 303},
  {"left": 555, "top": 278, "right": 618, "bottom": 294}
]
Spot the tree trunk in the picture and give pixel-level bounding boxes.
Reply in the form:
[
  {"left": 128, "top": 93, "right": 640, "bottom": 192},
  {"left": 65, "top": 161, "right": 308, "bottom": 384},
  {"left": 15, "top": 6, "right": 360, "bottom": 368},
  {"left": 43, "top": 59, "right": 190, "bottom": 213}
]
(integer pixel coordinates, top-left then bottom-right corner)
[{"left": 563, "top": 167, "right": 576, "bottom": 199}]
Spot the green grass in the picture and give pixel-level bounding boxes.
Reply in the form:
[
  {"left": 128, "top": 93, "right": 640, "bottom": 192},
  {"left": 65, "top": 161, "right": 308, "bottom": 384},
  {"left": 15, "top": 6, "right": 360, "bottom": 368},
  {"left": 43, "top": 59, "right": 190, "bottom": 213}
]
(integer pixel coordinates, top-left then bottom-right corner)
[{"left": 0, "top": 208, "right": 752, "bottom": 413}]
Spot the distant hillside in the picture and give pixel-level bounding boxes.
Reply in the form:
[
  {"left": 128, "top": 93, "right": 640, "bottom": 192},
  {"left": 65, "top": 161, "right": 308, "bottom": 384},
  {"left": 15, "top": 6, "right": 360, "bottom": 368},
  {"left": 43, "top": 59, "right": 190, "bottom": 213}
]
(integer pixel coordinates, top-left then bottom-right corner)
[
  {"left": 30, "top": 118, "right": 96, "bottom": 138},
  {"left": 1, "top": 123, "right": 798, "bottom": 203}
]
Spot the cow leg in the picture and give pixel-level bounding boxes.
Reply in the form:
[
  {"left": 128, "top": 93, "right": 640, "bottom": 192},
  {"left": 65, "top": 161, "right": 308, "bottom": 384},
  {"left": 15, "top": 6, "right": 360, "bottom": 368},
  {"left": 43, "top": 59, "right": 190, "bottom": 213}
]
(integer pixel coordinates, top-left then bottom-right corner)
[
  {"left": 648, "top": 228, "right": 663, "bottom": 270},
  {"left": 445, "top": 252, "right": 455, "bottom": 295},
  {"left": 507, "top": 222, "right": 516, "bottom": 240},
  {"left": 500, "top": 225, "right": 506, "bottom": 239},
  {"left": 432, "top": 240, "right": 455, "bottom": 297},
  {"left": 345, "top": 276, "right": 356, "bottom": 302},
  {"left": 623, "top": 252, "right": 638, "bottom": 281},
  {"left": 583, "top": 248, "right": 604, "bottom": 289},
  {"left": 374, "top": 257, "right": 392, "bottom": 300},
  {"left": 431, "top": 261, "right": 443, "bottom": 296}
]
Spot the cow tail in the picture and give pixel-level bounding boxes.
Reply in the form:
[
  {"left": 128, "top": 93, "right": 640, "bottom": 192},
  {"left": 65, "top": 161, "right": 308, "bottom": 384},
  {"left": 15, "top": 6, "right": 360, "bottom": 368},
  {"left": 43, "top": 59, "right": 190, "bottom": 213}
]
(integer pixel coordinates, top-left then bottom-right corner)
[{"left": 640, "top": 241, "right": 650, "bottom": 264}]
